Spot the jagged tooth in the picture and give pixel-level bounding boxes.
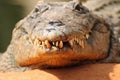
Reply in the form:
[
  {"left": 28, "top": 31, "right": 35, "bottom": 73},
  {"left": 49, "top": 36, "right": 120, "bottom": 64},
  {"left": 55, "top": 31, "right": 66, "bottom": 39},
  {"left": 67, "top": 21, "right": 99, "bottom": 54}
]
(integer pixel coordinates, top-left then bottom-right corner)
[
  {"left": 45, "top": 40, "right": 51, "bottom": 48},
  {"left": 74, "top": 36, "right": 77, "bottom": 41},
  {"left": 76, "top": 38, "right": 79, "bottom": 43},
  {"left": 75, "top": 37, "right": 80, "bottom": 44},
  {"left": 42, "top": 41, "right": 45, "bottom": 46},
  {"left": 37, "top": 43, "right": 40, "bottom": 47},
  {"left": 56, "top": 41, "right": 59, "bottom": 47},
  {"left": 69, "top": 39, "right": 74, "bottom": 46},
  {"left": 78, "top": 40, "right": 82, "bottom": 47},
  {"left": 35, "top": 39, "right": 41, "bottom": 46},
  {"left": 52, "top": 42, "right": 55, "bottom": 45},
  {"left": 78, "top": 39, "right": 85, "bottom": 48},
  {"left": 81, "top": 40, "right": 85, "bottom": 48},
  {"left": 28, "top": 39, "right": 33, "bottom": 44},
  {"left": 34, "top": 39, "right": 38, "bottom": 46},
  {"left": 86, "top": 34, "right": 89, "bottom": 39},
  {"left": 34, "top": 39, "right": 36, "bottom": 45},
  {"left": 59, "top": 41, "right": 63, "bottom": 48}
]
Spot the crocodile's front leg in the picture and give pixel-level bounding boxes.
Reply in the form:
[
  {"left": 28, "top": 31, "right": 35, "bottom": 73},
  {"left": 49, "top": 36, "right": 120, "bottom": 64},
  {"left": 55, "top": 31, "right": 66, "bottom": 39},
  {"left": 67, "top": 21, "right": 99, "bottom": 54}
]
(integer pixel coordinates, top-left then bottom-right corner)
[{"left": 0, "top": 45, "right": 29, "bottom": 72}]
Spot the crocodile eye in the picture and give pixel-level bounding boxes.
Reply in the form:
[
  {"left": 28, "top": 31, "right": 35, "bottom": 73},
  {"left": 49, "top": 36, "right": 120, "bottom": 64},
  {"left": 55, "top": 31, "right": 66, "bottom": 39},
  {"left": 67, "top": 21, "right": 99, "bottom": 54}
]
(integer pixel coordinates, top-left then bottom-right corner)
[
  {"left": 65, "top": 1, "right": 81, "bottom": 10},
  {"left": 73, "top": 3, "right": 89, "bottom": 13},
  {"left": 73, "top": 2, "right": 82, "bottom": 11}
]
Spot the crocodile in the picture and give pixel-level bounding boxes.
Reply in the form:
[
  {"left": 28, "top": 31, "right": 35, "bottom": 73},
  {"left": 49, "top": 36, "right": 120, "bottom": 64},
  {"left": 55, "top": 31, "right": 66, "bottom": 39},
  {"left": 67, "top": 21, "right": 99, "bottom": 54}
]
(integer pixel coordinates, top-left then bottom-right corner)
[{"left": 0, "top": 0, "right": 120, "bottom": 72}]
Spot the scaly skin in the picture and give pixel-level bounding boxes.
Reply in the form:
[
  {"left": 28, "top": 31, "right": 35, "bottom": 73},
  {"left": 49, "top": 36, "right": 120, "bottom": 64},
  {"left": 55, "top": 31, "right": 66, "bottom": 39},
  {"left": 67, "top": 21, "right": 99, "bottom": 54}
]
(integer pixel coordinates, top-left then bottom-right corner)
[
  {"left": 84, "top": 0, "right": 120, "bottom": 24},
  {"left": 84, "top": 0, "right": 120, "bottom": 62},
  {"left": 0, "top": 0, "right": 119, "bottom": 72}
]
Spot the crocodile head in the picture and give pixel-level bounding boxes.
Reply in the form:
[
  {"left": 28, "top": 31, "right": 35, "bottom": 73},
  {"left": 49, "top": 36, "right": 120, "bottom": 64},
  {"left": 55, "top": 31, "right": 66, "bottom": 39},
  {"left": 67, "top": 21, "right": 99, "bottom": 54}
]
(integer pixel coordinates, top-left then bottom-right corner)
[{"left": 12, "top": 1, "right": 110, "bottom": 68}]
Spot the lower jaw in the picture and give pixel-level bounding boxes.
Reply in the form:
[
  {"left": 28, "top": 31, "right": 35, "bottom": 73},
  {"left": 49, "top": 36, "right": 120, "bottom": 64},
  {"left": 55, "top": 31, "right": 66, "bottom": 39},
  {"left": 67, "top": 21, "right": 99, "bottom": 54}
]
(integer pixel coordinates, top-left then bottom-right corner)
[
  {"left": 28, "top": 52, "right": 81, "bottom": 68},
  {"left": 19, "top": 46, "right": 108, "bottom": 68},
  {"left": 28, "top": 51, "right": 106, "bottom": 69},
  {"left": 21, "top": 49, "right": 78, "bottom": 67}
]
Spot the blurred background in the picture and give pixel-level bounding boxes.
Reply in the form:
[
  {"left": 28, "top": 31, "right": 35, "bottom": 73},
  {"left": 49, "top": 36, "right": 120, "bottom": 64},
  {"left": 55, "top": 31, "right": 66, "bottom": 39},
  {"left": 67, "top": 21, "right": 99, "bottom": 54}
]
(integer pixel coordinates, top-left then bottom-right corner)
[
  {"left": 0, "top": 0, "right": 86, "bottom": 52},
  {"left": 0, "top": 0, "right": 40, "bottom": 52}
]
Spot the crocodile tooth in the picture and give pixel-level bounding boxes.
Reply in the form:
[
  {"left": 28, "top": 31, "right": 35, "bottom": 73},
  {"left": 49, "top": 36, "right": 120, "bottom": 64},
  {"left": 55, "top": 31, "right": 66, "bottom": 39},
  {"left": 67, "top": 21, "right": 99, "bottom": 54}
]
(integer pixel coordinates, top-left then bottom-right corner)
[
  {"left": 69, "top": 39, "right": 74, "bottom": 46},
  {"left": 52, "top": 42, "right": 55, "bottom": 45},
  {"left": 75, "top": 37, "right": 80, "bottom": 44},
  {"left": 74, "top": 36, "right": 77, "bottom": 41},
  {"left": 81, "top": 40, "right": 85, "bottom": 48},
  {"left": 34, "top": 39, "right": 39, "bottom": 46},
  {"left": 78, "top": 40, "right": 82, "bottom": 47},
  {"left": 78, "top": 40, "right": 84, "bottom": 48},
  {"left": 42, "top": 41, "right": 45, "bottom": 46},
  {"left": 76, "top": 38, "right": 79, "bottom": 43},
  {"left": 45, "top": 40, "right": 51, "bottom": 48},
  {"left": 56, "top": 41, "right": 59, "bottom": 47},
  {"left": 59, "top": 41, "right": 63, "bottom": 48},
  {"left": 33, "top": 40, "right": 36, "bottom": 45},
  {"left": 28, "top": 39, "right": 33, "bottom": 44},
  {"left": 86, "top": 34, "right": 89, "bottom": 39}
]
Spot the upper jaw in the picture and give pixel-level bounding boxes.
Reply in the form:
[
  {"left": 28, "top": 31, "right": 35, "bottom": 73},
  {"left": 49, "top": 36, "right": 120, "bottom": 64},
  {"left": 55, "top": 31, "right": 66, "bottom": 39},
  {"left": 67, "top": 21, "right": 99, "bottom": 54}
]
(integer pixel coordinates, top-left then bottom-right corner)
[
  {"left": 30, "top": 38, "right": 72, "bottom": 51},
  {"left": 28, "top": 32, "right": 90, "bottom": 53}
]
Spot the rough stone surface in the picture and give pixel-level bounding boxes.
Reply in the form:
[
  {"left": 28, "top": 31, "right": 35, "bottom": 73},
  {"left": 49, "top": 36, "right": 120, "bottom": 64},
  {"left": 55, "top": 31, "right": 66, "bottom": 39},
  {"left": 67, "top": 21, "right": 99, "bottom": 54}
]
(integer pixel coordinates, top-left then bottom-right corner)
[{"left": 0, "top": 63, "right": 120, "bottom": 80}]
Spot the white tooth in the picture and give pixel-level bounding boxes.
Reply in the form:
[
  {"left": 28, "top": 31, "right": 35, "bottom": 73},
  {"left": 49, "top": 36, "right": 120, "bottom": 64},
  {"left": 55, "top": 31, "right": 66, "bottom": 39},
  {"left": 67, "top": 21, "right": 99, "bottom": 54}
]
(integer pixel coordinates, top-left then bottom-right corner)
[
  {"left": 34, "top": 40, "right": 36, "bottom": 45},
  {"left": 34, "top": 39, "right": 38, "bottom": 45},
  {"left": 76, "top": 38, "right": 79, "bottom": 43},
  {"left": 75, "top": 37, "right": 80, "bottom": 44},
  {"left": 42, "top": 41, "right": 45, "bottom": 46},
  {"left": 56, "top": 41, "right": 59, "bottom": 47},
  {"left": 28, "top": 39, "right": 33, "bottom": 44},
  {"left": 81, "top": 40, "right": 85, "bottom": 48},
  {"left": 35, "top": 39, "right": 40, "bottom": 46},
  {"left": 45, "top": 40, "right": 51, "bottom": 48},
  {"left": 78, "top": 40, "right": 82, "bottom": 47},
  {"left": 78, "top": 40, "right": 85, "bottom": 48},
  {"left": 86, "top": 34, "right": 89, "bottom": 39},
  {"left": 69, "top": 39, "right": 74, "bottom": 46},
  {"left": 37, "top": 43, "right": 40, "bottom": 47},
  {"left": 52, "top": 42, "right": 55, "bottom": 45},
  {"left": 74, "top": 37, "right": 76, "bottom": 41},
  {"left": 59, "top": 41, "right": 63, "bottom": 48}
]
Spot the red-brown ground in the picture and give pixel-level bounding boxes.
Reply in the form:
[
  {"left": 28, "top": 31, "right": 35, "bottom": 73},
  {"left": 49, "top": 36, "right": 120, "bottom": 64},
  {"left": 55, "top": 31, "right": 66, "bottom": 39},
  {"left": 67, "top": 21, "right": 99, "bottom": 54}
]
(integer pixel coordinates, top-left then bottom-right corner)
[{"left": 0, "top": 63, "right": 120, "bottom": 80}]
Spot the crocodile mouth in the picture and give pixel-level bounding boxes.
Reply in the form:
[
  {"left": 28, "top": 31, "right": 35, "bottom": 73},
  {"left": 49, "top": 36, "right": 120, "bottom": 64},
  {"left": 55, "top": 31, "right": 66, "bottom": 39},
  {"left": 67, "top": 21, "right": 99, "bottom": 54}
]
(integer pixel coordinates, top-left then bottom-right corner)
[
  {"left": 31, "top": 34, "right": 89, "bottom": 52},
  {"left": 32, "top": 39, "right": 72, "bottom": 50}
]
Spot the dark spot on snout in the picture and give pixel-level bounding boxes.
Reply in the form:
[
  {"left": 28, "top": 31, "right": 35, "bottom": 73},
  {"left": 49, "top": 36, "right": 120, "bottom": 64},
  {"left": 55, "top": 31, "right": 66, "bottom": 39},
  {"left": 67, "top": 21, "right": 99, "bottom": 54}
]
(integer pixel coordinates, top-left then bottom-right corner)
[
  {"left": 46, "top": 28, "right": 56, "bottom": 32},
  {"left": 48, "top": 21, "right": 64, "bottom": 26},
  {"left": 34, "top": 7, "right": 39, "bottom": 12}
]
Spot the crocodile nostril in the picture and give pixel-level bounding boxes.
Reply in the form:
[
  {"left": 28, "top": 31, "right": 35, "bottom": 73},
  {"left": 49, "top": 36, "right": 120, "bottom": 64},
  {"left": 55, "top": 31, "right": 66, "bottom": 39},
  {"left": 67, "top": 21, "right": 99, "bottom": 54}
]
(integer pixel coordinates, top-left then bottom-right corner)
[
  {"left": 49, "top": 21, "right": 54, "bottom": 25},
  {"left": 48, "top": 21, "right": 64, "bottom": 26}
]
